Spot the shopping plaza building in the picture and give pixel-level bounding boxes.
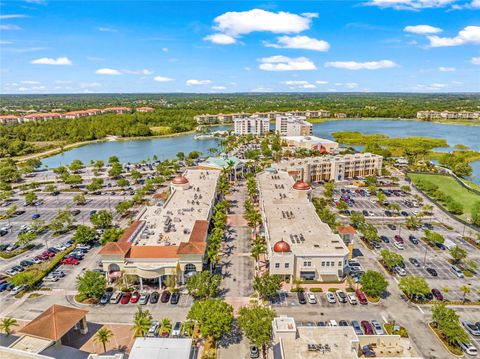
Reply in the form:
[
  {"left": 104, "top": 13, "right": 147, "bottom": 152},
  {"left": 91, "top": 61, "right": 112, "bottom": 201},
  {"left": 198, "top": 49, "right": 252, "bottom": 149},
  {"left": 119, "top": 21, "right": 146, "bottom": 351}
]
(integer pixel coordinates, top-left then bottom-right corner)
[
  {"left": 257, "top": 169, "right": 349, "bottom": 282},
  {"left": 273, "top": 153, "right": 383, "bottom": 182},
  {"left": 99, "top": 169, "right": 220, "bottom": 289}
]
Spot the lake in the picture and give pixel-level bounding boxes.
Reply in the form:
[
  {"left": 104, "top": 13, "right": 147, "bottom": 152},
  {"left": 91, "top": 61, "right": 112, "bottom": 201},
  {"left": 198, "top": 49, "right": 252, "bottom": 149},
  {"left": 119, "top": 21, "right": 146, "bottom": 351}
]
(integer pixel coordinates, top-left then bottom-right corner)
[{"left": 40, "top": 119, "right": 480, "bottom": 184}]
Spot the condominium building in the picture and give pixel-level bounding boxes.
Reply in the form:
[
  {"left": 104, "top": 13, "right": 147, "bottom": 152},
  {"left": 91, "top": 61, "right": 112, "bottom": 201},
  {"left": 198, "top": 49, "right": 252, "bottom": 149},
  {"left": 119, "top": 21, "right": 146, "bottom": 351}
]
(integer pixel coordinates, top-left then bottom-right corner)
[
  {"left": 417, "top": 110, "right": 480, "bottom": 120},
  {"left": 234, "top": 115, "right": 270, "bottom": 135},
  {"left": 0, "top": 115, "right": 21, "bottom": 124},
  {"left": 99, "top": 169, "right": 220, "bottom": 289},
  {"left": 275, "top": 114, "right": 313, "bottom": 136},
  {"left": 194, "top": 110, "right": 331, "bottom": 124},
  {"left": 257, "top": 169, "right": 349, "bottom": 282},
  {"left": 137, "top": 106, "right": 155, "bottom": 112},
  {"left": 273, "top": 153, "right": 383, "bottom": 182}
]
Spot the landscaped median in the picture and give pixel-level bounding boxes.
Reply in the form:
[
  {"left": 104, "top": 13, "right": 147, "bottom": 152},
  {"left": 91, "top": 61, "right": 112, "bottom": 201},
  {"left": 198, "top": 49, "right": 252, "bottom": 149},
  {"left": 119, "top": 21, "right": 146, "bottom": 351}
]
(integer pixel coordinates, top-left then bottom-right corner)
[{"left": 428, "top": 322, "right": 464, "bottom": 357}]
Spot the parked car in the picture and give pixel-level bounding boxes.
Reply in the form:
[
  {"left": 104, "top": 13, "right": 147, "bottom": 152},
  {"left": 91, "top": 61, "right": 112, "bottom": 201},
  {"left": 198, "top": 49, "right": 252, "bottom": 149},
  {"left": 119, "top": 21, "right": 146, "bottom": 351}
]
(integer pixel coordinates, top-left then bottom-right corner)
[
  {"left": 60, "top": 257, "right": 79, "bottom": 265},
  {"left": 328, "top": 320, "right": 338, "bottom": 327},
  {"left": 394, "top": 266, "right": 406, "bottom": 276},
  {"left": 393, "top": 241, "right": 404, "bottom": 250},
  {"left": 451, "top": 266, "right": 464, "bottom": 278},
  {"left": 170, "top": 291, "right": 180, "bottom": 305},
  {"left": 380, "top": 235, "right": 390, "bottom": 243},
  {"left": 435, "top": 242, "right": 447, "bottom": 250},
  {"left": 109, "top": 291, "right": 122, "bottom": 304},
  {"left": 408, "top": 235, "right": 419, "bottom": 245},
  {"left": 352, "top": 320, "right": 364, "bottom": 335},
  {"left": 43, "top": 274, "right": 59, "bottom": 282},
  {"left": 326, "top": 292, "right": 337, "bottom": 304},
  {"left": 99, "top": 291, "right": 112, "bottom": 304},
  {"left": 339, "top": 320, "right": 349, "bottom": 327},
  {"left": 362, "top": 344, "right": 376, "bottom": 357},
  {"left": 371, "top": 241, "right": 381, "bottom": 249},
  {"left": 462, "top": 321, "right": 480, "bottom": 336},
  {"left": 361, "top": 321, "right": 374, "bottom": 335},
  {"left": 71, "top": 209, "right": 81, "bottom": 216},
  {"left": 371, "top": 320, "right": 385, "bottom": 335},
  {"left": 426, "top": 267, "right": 438, "bottom": 277},
  {"left": 409, "top": 257, "right": 420, "bottom": 267},
  {"left": 11, "top": 285, "right": 26, "bottom": 295},
  {"left": 150, "top": 291, "right": 159, "bottom": 304},
  {"left": 120, "top": 292, "right": 132, "bottom": 304},
  {"left": 0, "top": 282, "right": 11, "bottom": 292},
  {"left": 297, "top": 292, "right": 307, "bottom": 305},
  {"left": 387, "top": 224, "right": 396, "bottom": 230},
  {"left": 431, "top": 289, "right": 444, "bottom": 301},
  {"left": 306, "top": 293, "right": 317, "bottom": 304},
  {"left": 355, "top": 289, "right": 368, "bottom": 305},
  {"left": 336, "top": 290, "right": 347, "bottom": 303},
  {"left": 347, "top": 292, "right": 358, "bottom": 305},
  {"left": 129, "top": 291, "right": 140, "bottom": 304},
  {"left": 459, "top": 342, "right": 478, "bottom": 356},
  {"left": 52, "top": 270, "right": 65, "bottom": 277},
  {"left": 147, "top": 321, "right": 159, "bottom": 337},
  {"left": 31, "top": 213, "right": 41, "bottom": 220},
  {"left": 139, "top": 292, "right": 150, "bottom": 305},
  {"left": 160, "top": 290, "right": 171, "bottom": 303},
  {"left": 171, "top": 322, "right": 181, "bottom": 337},
  {"left": 250, "top": 345, "right": 260, "bottom": 359}
]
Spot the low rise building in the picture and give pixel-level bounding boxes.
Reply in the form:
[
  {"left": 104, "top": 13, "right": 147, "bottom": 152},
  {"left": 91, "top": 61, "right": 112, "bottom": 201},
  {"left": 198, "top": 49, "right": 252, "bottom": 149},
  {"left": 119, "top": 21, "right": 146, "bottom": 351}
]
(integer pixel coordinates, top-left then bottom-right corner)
[
  {"left": 273, "top": 153, "right": 383, "bottom": 182},
  {"left": 257, "top": 169, "right": 349, "bottom": 282},
  {"left": 99, "top": 169, "right": 220, "bottom": 288},
  {"left": 0, "top": 115, "right": 21, "bottom": 124},
  {"left": 275, "top": 114, "right": 313, "bottom": 136},
  {"left": 23, "top": 113, "right": 62, "bottom": 122},
  {"left": 417, "top": 110, "right": 480, "bottom": 120},
  {"left": 282, "top": 135, "right": 339, "bottom": 153},
  {"left": 129, "top": 338, "right": 193, "bottom": 359},
  {"left": 234, "top": 115, "right": 270, "bottom": 135},
  {"left": 102, "top": 107, "right": 130, "bottom": 114},
  {"left": 136, "top": 106, "right": 155, "bottom": 112}
]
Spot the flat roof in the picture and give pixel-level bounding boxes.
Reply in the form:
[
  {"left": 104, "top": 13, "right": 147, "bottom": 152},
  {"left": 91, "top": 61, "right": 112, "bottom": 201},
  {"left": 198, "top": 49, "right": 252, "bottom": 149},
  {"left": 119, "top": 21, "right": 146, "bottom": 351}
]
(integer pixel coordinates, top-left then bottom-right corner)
[
  {"left": 283, "top": 136, "right": 338, "bottom": 144},
  {"left": 257, "top": 170, "right": 348, "bottom": 257},
  {"left": 280, "top": 326, "right": 359, "bottom": 359},
  {"left": 9, "top": 336, "right": 53, "bottom": 354},
  {"left": 129, "top": 338, "right": 192, "bottom": 359},
  {"left": 135, "top": 169, "right": 219, "bottom": 247},
  {"left": 274, "top": 153, "right": 382, "bottom": 167}
]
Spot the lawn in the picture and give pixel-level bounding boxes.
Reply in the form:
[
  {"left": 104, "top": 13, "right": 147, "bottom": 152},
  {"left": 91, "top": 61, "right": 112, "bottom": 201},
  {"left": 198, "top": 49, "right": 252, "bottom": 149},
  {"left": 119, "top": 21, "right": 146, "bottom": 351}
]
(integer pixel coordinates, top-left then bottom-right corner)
[{"left": 408, "top": 173, "right": 480, "bottom": 221}]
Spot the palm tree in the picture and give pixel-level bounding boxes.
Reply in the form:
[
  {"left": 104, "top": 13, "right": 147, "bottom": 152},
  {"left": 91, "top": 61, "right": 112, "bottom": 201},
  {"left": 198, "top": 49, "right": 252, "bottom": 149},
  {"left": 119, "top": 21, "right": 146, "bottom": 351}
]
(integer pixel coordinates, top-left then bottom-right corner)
[
  {"left": 94, "top": 327, "right": 113, "bottom": 353},
  {"left": 460, "top": 285, "right": 471, "bottom": 302},
  {"left": 132, "top": 315, "right": 152, "bottom": 337},
  {"left": 0, "top": 317, "right": 18, "bottom": 335},
  {"left": 251, "top": 237, "right": 266, "bottom": 268},
  {"left": 159, "top": 318, "right": 172, "bottom": 336}
]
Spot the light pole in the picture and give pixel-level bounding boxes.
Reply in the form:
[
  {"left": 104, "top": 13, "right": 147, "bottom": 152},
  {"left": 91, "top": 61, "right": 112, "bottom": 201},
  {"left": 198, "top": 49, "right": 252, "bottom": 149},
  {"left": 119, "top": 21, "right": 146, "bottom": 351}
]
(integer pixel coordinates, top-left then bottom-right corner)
[{"left": 422, "top": 245, "right": 428, "bottom": 267}]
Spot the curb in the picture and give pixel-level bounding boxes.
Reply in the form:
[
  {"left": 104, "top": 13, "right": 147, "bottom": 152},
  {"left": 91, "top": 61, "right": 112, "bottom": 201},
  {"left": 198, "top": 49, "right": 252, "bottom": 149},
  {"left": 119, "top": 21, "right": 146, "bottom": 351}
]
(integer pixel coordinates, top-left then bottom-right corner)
[{"left": 427, "top": 322, "right": 464, "bottom": 358}]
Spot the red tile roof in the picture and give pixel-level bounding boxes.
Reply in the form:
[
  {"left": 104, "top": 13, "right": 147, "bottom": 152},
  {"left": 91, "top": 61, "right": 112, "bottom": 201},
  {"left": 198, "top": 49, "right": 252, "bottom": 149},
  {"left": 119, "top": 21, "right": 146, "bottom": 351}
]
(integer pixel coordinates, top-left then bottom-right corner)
[
  {"left": 99, "top": 242, "right": 131, "bottom": 256},
  {"left": 127, "top": 245, "right": 179, "bottom": 259},
  {"left": 337, "top": 225, "right": 356, "bottom": 235},
  {"left": 177, "top": 220, "right": 208, "bottom": 255},
  {"left": 118, "top": 220, "right": 144, "bottom": 243}
]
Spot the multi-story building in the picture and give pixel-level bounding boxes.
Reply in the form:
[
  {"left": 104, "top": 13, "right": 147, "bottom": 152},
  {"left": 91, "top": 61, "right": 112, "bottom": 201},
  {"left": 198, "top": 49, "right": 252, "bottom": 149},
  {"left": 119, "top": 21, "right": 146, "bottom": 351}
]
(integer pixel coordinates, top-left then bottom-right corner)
[
  {"left": 282, "top": 135, "right": 339, "bottom": 153},
  {"left": 234, "top": 115, "right": 270, "bottom": 135},
  {"left": 275, "top": 114, "right": 313, "bottom": 137},
  {"left": 23, "top": 112, "right": 62, "bottom": 122},
  {"left": 257, "top": 169, "right": 349, "bottom": 282},
  {"left": 0, "top": 115, "right": 21, "bottom": 124},
  {"left": 136, "top": 106, "right": 155, "bottom": 112},
  {"left": 195, "top": 110, "right": 332, "bottom": 124},
  {"left": 273, "top": 153, "right": 383, "bottom": 182},
  {"left": 99, "top": 169, "right": 220, "bottom": 289},
  {"left": 102, "top": 107, "right": 130, "bottom": 114},
  {"left": 417, "top": 110, "right": 480, "bottom": 120}
]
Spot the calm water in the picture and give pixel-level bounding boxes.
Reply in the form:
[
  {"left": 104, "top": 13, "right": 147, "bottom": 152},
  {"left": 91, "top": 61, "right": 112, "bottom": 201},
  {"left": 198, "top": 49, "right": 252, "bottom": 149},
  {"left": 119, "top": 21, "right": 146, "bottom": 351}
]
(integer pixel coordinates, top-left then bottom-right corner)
[{"left": 40, "top": 119, "right": 480, "bottom": 184}]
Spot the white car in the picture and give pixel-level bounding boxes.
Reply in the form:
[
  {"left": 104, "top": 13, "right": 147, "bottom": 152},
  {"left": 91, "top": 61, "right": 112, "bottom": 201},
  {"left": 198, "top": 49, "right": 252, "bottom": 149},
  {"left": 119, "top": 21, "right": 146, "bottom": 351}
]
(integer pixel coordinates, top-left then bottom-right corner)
[
  {"left": 328, "top": 320, "right": 338, "bottom": 327},
  {"left": 76, "top": 244, "right": 91, "bottom": 250},
  {"left": 347, "top": 293, "right": 358, "bottom": 305},
  {"left": 459, "top": 342, "right": 478, "bottom": 356},
  {"left": 326, "top": 292, "right": 337, "bottom": 304},
  {"left": 11, "top": 285, "right": 25, "bottom": 295},
  {"left": 371, "top": 320, "right": 385, "bottom": 335},
  {"left": 394, "top": 266, "right": 406, "bottom": 276},
  {"left": 451, "top": 266, "right": 464, "bottom": 278},
  {"left": 43, "top": 274, "right": 59, "bottom": 282},
  {"left": 307, "top": 293, "right": 317, "bottom": 304},
  {"left": 393, "top": 241, "right": 404, "bottom": 250},
  {"left": 335, "top": 290, "right": 347, "bottom": 303},
  {"left": 147, "top": 321, "right": 159, "bottom": 337},
  {"left": 6, "top": 269, "right": 18, "bottom": 276},
  {"left": 171, "top": 322, "right": 181, "bottom": 337},
  {"left": 462, "top": 321, "right": 480, "bottom": 336}
]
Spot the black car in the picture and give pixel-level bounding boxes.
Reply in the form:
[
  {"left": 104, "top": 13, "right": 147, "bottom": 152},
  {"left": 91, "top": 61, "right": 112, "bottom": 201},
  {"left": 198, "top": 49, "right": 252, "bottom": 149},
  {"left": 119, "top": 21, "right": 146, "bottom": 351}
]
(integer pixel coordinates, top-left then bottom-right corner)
[
  {"left": 435, "top": 242, "right": 446, "bottom": 250},
  {"left": 380, "top": 235, "right": 390, "bottom": 243},
  {"left": 408, "top": 235, "right": 419, "bottom": 245},
  {"left": 409, "top": 257, "right": 420, "bottom": 267},
  {"left": 387, "top": 223, "right": 396, "bottom": 230},
  {"left": 250, "top": 346, "right": 259, "bottom": 359},
  {"left": 317, "top": 321, "right": 326, "bottom": 326},
  {"left": 339, "top": 320, "right": 349, "bottom": 327},
  {"left": 48, "top": 247, "right": 60, "bottom": 253},
  {"left": 423, "top": 223, "right": 434, "bottom": 230},
  {"left": 14, "top": 210, "right": 26, "bottom": 216},
  {"left": 0, "top": 229, "right": 8, "bottom": 236},
  {"left": 385, "top": 211, "right": 392, "bottom": 217},
  {"left": 160, "top": 290, "right": 171, "bottom": 303},
  {"left": 150, "top": 291, "right": 160, "bottom": 304},
  {"left": 71, "top": 209, "right": 81, "bottom": 216},
  {"left": 362, "top": 210, "right": 369, "bottom": 217},
  {"left": 100, "top": 291, "right": 113, "bottom": 305},
  {"left": 297, "top": 292, "right": 307, "bottom": 304},
  {"left": 426, "top": 267, "right": 438, "bottom": 276},
  {"left": 170, "top": 291, "right": 180, "bottom": 305},
  {"left": 400, "top": 211, "right": 409, "bottom": 217}
]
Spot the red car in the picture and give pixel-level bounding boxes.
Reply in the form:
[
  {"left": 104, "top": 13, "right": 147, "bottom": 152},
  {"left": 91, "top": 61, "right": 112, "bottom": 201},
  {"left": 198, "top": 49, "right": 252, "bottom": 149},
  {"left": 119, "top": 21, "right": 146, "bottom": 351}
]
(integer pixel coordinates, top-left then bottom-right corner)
[
  {"left": 120, "top": 292, "right": 132, "bottom": 304},
  {"left": 356, "top": 289, "right": 368, "bottom": 305},
  {"left": 36, "top": 254, "right": 49, "bottom": 261},
  {"left": 361, "top": 320, "right": 374, "bottom": 335},
  {"left": 42, "top": 251, "right": 55, "bottom": 257},
  {"left": 431, "top": 288, "right": 444, "bottom": 301},
  {"left": 60, "top": 257, "right": 79, "bottom": 265},
  {"left": 394, "top": 235, "right": 404, "bottom": 244},
  {"left": 130, "top": 291, "right": 140, "bottom": 303}
]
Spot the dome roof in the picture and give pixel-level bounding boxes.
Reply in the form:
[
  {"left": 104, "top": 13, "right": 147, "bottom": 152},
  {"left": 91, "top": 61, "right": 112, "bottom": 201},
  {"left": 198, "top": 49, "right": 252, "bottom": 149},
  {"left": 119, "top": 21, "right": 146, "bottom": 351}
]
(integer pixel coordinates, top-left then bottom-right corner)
[
  {"left": 292, "top": 181, "right": 310, "bottom": 191},
  {"left": 171, "top": 176, "right": 189, "bottom": 185},
  {"left": 273, "top": 240, "right": 291, "bottom": 253}
]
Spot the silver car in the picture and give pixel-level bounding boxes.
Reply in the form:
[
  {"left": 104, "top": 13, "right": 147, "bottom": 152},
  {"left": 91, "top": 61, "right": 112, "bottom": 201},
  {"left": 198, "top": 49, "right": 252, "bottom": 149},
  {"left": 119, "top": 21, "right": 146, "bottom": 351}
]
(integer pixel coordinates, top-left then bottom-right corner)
[
  {"left": 371, "top": 320, "right": 385, "bottom": 335},
  {"left": 326, "top": 292, "right": 337, "bottom": 304},
  {"left": 462, "top": 321, "right": 480, "bottom": 336}
]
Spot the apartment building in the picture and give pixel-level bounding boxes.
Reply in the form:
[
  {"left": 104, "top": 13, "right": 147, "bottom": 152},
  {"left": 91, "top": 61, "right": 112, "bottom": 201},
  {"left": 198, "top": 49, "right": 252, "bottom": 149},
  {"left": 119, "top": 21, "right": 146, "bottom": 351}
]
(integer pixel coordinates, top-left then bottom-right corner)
[
  {"left": 234, "top": 115, "right": 270, "bottom": 135},
  {"left": 23, "top": 112, "right": 62, "bottom": 122},
  {"left": 195, "top": 110, "right": 332, "bottom": 124},
  {"left": 257, "top": 169, "right": 349, "bottom": 282},
  {"left": 273, "top": 153, "right": 383, "bottom": 182},
  {"left": 63, "top": 109, "right": 101, "bottom": 119},
  {"left": 102, "top": 107, "right": 131, "bottom": 114},
  {"left": 0, "top": 115, "right": 21, "bottom": 124},
  {"left": 99, "top": 169, "right": 220, "bottom": 289},
  {"left": 275, "top": 114, "right": 313, "bottom": 136},
  {"left": 137, "top": 106, "right": 155, "bottom": 112},
  {"left": 417, "top": 110, "right": 480, "bottom": 120}
]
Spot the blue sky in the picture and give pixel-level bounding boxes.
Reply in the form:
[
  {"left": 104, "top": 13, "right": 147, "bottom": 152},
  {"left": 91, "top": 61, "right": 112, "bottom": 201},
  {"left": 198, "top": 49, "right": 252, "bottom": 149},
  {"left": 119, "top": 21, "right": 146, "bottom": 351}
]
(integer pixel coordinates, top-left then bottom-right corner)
[{"left": 1, "top": 0, "right": 479, "bottom": 94}]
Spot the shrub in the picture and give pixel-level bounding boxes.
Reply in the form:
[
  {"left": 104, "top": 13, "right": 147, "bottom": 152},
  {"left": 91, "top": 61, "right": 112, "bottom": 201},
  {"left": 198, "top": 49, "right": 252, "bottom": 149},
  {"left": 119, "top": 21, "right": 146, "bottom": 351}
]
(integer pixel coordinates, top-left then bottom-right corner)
[
  {"left": 290, "top": 287, "right": 304, "bottom": 292},
  {"left": 310, "top": 288, "right": 323, "bottom": 292},
  {"left": 328, "top": 288, "right": 339, "bottom": 293}
]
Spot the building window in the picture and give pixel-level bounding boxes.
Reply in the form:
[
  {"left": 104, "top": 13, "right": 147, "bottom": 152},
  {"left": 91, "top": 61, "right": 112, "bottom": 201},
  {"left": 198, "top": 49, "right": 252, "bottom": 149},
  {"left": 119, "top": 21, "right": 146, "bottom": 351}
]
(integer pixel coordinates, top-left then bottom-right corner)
[
  {"left": 338, "top": 261, "right": 342, "bottom": 266},
  {"left": 331, "top": 261, "right": 334, "bottom": 267},
  {"left": 326, "top": 262, "right": 330, "bottom": 267},
  {"left": 275, "top": 263, "right": 280, "bottom": 269},
  {"left": 285, "top": 263, "right": 290, "bottom": 269},
  {"left": 303, "top": 261, "right": 311, "bottom": 267},
  {"left": 321, "top": 261, "right": 325, "bottom": 266}
]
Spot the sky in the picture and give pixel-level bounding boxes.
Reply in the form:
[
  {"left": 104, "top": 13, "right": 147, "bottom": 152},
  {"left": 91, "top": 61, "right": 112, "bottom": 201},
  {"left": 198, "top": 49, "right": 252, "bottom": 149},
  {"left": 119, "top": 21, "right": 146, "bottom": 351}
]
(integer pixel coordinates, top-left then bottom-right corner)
[{"left": 0, "top": 0, "right": 479, "bottom": 94}]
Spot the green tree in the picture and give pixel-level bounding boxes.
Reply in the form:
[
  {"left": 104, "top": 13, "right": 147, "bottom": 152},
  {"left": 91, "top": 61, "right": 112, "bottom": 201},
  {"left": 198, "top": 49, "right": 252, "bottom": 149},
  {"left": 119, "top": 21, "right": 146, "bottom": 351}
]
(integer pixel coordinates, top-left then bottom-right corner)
[
  {"left": 101, "top": 227, "right": 124, "bottom": 245},
  {"left": 159, "top": 318, "right": 172, "bottom": 336},
  {"left": 350, "top": 211, "right": 366, "bottom": 229},
  {"left": 5, "top": 204, "right": 17, "bottom": 218},
  {"left": 86, "top": 178, "right": 104, "bottom": 192},
  {"left": 187, "top": 299, "right": 233, "bottom": 341},
  {"left": 108, "top": 156, "right": 119, "bottom": 164},
  {"left": 253, "top": 273, "right": 282, "bottom": 300},
  {"left": 16, "top": 231, "right": 36, "bottom": 247},
  {"left": 360, "top": 223, "right": 379, "bottom": 243},
  {"left": 72, "top": 225, "right": 97, "bottom": 244},
  {"left": 432, "top": 303, "right": 469, "bottom": 346},
  {"left": 423, "top": 229, "right": 445, "bottom": 244},
  {"left": 65, "top": 174, "right": 83, "bottom": 186},
  {"left": 405, "top": 216, "right": 421, "bottom": 230},
  {"left": 380, "top": 249, "right": 404, "bottom": 269},
  {"left": 44, "top": 184, "right": 57, "bottom": 193},
  {"left": 93, "top": 160, "right": 105, "bottom": 171},
  {"left": 23, "top": 191, "right": 37, "bottom": 205},
  {"left": 399, "top": 275, "right": 430, "bottom": 299},
  {"left": 108, "top": 163, "right": 123, "bottom": 179},
  {"left": 0, "top": 317, "right": 18, "bottom": 335},
  {"left": 132, "top": 307, "right": 152, "bottom": 337},
  {"left": 49, "top": 209, "right": 73, "bottom": 233},
  {"left": 323, "top": 181, "right": 335, "bottom": 199},
  {"left": 459, "top": 285, "right": 471, "bottom": 302},
  {"left": 115, "top": 200, "right": 133, "bottom": 216},
  {"left": 471, "top": 201, "right": 480, "bottom": 226},
  {"left": 76, "top": 270, "right": 106, "bottom": 299},
  {"left": 69, "top": 159, "right": 84, "bottom": 172},
  {"left": 238, "top": 304, "right": 276, "bottom": 359},
  {"left": 185, "top": 271, "right": 221, "bottom": 300},
  {"left": 449, "top": 246, "right": 467, "bottom": 265},
  {"left": 360, "top": 270, "right": 389, "bottom": 298},
  {"left": 94, "top": 327, "right": 113, "bottom": 353},
  {"left": 91, "top": 210, "right": 113, "bottom": 229},
  {"left": 30, "top": 219, "right": 47, "bottom": 235},
  {"left": 116, "top": 178, "right": 129, "bottom": 188},
  {"left": 73, "top": 193, "right": 87, "bottom": 205}
]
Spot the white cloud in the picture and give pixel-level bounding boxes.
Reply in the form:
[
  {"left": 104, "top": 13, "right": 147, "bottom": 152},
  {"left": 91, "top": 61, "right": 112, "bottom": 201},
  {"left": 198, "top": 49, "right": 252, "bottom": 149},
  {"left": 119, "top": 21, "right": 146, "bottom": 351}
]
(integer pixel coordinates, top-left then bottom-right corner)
[
  {"left": 0, "top": 14, "right": 28, "bottom": 20},
  {"left": 153, "top": 76, "right": 174, "bottom": 82},
  {"left": 80, "top": 82, "right": 101, "bottom": 88},
  {"left": 264, "top": 35, "right": 330, "bottom": 52},
  {"left": 203, "top": 33, "right": 236, "bottom": 45},
  {"left": 0, "top": 24, "right": 22, "bottom": 30},
  {"left": 0, "top": 41, "right": 13, "bottom": 45},
  {"left": 413, "top": 83, "right": 448, "bottom": 91},
  {"left": 325, "top": 60, "right": 397, "bottom": 70},
  {"left": 123, "top": 69, "right": 153, "bottom": 75},
  {"left": 259, "top": 55, "right": 317, "bottom": 71},
  {"left": 97, "top": 27, "right": 117, "bottom": 32},
  {"left": 211, "top": 86, "right": 227, "bottom": 90},
  {"left": 404, "top": 25, "right": 442, "bottom": 34},
  {"left": 315, "top": 80, "right": 329, "bottom": 85},
  {"left": 471, "top": 57, "right": 480, "bottom": 65},
  {"left": 31, "top": 57, "right": 72, "bottom": 65},
  {"left": 366, "top": 0, "right": 457, "bottom": 10},
  {"left": 251, "top": 87, "right": 273, "bottom": 92},
  {"left": 244, "top": 67, "right": 252, "bottom": 71},
  {"left": 283, "top": 80, "right": 316, "bottom": 89},
  {"left": 162, "top": 47, "right": 169, "bottom": 52},
  {"left": 95, "top": 68, "right": 122, "bottom": 75},
  {"left": 427, "top": 26, "right": 480, "bottom": 47},
  {"left": 438, "top": 66, "right": 456, "bottom": 72},
  {"left": 472, "top": 0, "right": 480, "bottom": 7},
  {"left": 20, "top": 80, "right": 40, "bottom": 84},
  {"left": 186, "top": 79, "right": 212, "bottom": 86}
]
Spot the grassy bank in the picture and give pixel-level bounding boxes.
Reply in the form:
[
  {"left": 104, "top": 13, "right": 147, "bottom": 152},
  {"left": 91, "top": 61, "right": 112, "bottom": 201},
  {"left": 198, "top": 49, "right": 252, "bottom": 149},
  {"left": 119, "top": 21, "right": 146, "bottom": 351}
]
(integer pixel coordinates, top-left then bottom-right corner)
[{"left": 408, "top": 173, "right": 480, "bottom": 221}]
